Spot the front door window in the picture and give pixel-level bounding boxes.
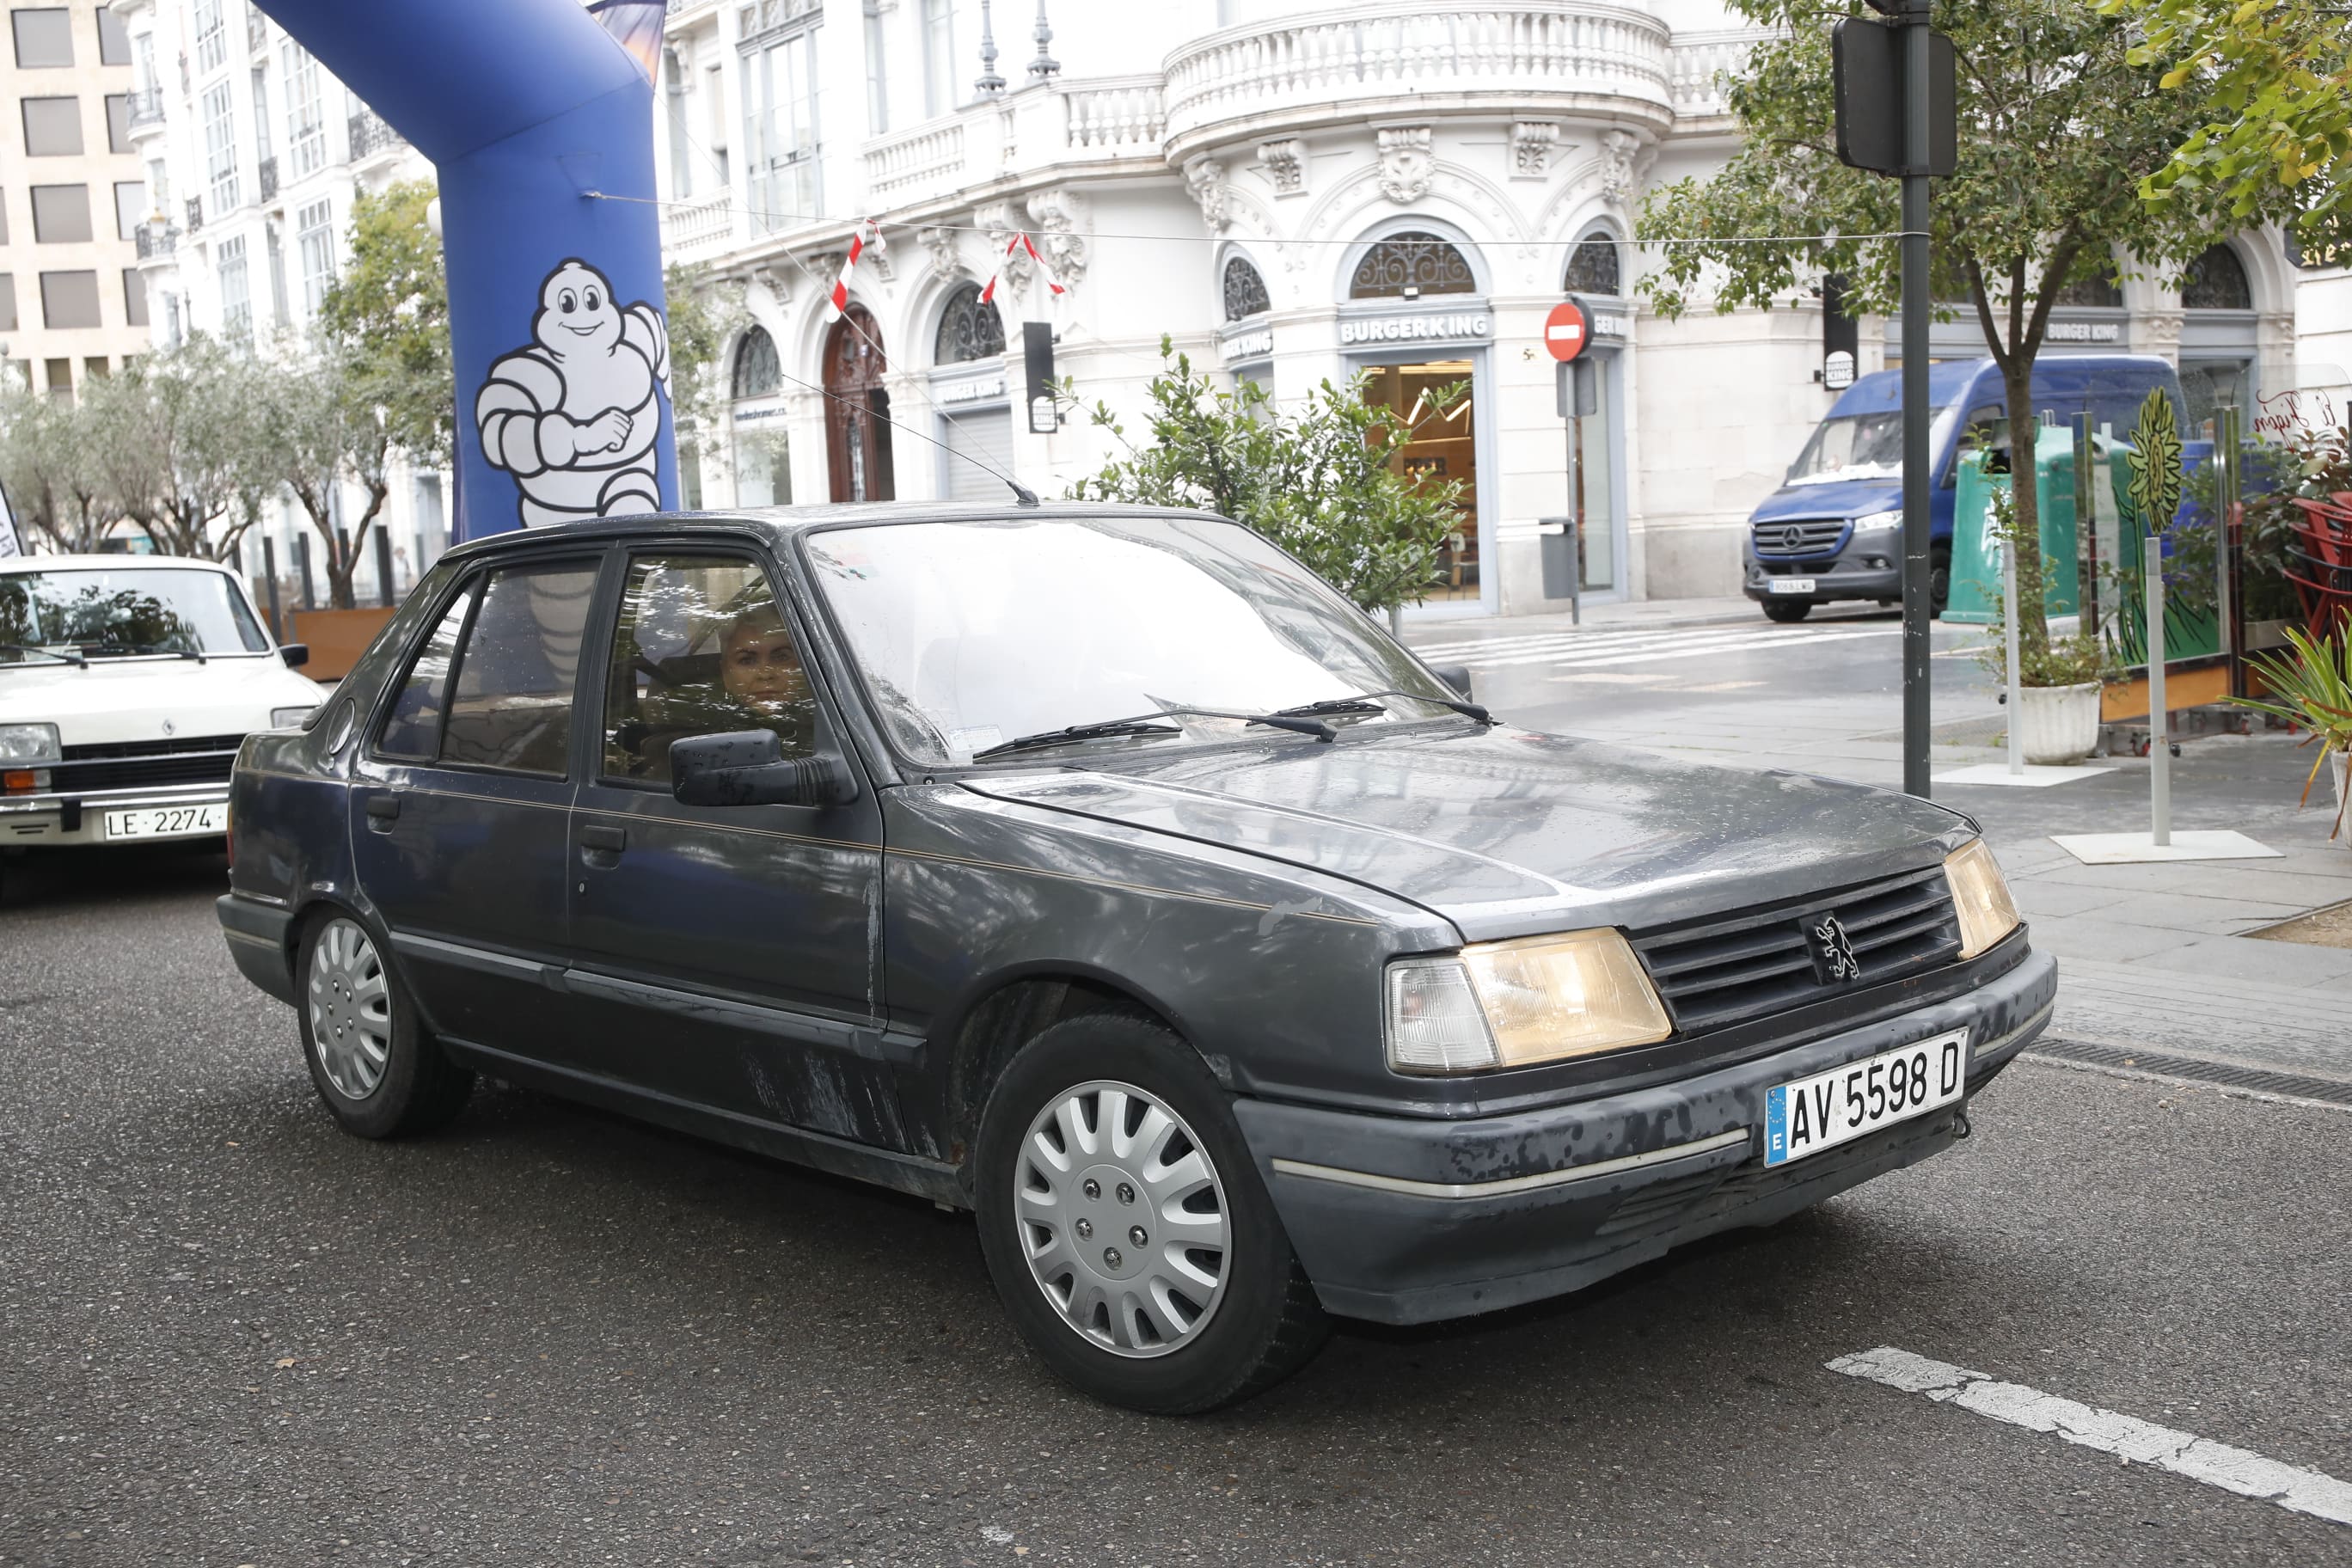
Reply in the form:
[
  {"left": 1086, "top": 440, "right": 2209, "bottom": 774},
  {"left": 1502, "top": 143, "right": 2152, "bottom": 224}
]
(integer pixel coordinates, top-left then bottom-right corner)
[{"left": 602, "top": 554, "right": 818, "bottom": 786}]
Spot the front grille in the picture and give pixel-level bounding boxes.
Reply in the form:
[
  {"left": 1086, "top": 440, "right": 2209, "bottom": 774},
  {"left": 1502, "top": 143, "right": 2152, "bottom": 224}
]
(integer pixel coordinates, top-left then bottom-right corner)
[
  {"left": 1752, "top": 518, "right": 1848, "bottom": 559},
  {"left": 1632, "top": 867, "right": 1963, "bottom": 1036},
  {"left": 52, "top": 733, "right": 242, "bottom": 793}
]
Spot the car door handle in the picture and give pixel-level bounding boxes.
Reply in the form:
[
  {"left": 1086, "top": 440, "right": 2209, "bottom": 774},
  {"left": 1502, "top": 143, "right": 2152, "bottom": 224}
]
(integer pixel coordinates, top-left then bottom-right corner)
[
  {"left": 579, "top": 824, "right": 627, "bottom": 853},
  {"left": 364, "top": 795, "right": 400, "bottom": 830}
]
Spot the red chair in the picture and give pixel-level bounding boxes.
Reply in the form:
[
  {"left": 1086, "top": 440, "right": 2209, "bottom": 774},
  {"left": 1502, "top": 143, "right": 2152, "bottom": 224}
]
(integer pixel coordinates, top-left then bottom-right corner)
[{"left": 2286, "top": 493, "right": 2352, "bottom": 641}]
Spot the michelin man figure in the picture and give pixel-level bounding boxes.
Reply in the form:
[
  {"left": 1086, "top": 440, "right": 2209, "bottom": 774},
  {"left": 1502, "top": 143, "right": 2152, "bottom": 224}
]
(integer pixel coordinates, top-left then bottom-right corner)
[{"left": 475, "top": 259, "right": 671, "bottom": 527}]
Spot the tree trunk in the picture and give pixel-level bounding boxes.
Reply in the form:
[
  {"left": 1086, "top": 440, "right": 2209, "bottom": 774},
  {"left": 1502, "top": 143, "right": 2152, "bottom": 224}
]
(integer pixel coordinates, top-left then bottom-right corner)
[{"left": 1999, "top": 352, "right": 2052, "bottom": 658}]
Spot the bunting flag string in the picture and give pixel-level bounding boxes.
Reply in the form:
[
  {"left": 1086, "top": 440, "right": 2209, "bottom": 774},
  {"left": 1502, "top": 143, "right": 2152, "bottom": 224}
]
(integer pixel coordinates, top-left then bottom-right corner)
[
  {"left": 825, "top": 219, "right": 884, "bottom": 318},
  {"left": 979, "top": 232, "right": 1066, "bottom": 306}
]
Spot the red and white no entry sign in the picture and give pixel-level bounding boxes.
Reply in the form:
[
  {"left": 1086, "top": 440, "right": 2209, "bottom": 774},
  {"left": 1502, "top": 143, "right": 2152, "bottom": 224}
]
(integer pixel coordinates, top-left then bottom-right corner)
[{"left": 1542, "top": 298, "right": 1590, "bottom": 363}]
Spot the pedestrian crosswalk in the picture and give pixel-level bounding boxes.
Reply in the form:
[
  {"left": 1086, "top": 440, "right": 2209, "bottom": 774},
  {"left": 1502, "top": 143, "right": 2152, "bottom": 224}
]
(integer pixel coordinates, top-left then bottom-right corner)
[{"left": 1408, "top": 620, "right": 1903, "bottom": 673}]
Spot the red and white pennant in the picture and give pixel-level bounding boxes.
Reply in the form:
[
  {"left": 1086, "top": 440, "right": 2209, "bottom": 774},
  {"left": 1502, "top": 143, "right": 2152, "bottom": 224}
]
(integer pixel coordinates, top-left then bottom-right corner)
[
  {"left": 980, "top": 232, "right": 1067, "bottom": 305},
  {"left": 825, "top": 219, "right": 885, "bottom": 318}
]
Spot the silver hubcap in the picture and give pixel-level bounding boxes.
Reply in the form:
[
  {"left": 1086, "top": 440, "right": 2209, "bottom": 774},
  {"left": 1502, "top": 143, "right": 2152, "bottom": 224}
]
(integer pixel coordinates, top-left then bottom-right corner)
[
  {"left": 1014, "top": 1080, "right": 1229, "bottom": 1358},
  {"left": 308, "top": 918, "right": 391, "bottom": 1101}
]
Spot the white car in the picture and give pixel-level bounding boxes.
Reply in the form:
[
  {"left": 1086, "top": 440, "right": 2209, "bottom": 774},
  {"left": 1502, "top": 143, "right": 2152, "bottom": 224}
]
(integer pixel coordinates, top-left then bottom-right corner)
[{"left": 1, "top": 554, "right": 325, "bottom": 873}]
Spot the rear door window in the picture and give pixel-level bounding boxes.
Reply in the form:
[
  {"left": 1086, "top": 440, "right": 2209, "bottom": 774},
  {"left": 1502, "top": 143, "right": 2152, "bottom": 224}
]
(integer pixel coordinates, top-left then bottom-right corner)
[{"left": 437, "top": 562, "right": 601, "bottom": 775}]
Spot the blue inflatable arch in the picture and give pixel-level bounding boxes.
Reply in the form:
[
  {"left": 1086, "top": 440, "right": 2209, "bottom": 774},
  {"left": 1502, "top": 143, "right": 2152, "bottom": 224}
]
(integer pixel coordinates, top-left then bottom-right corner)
[{"left": 256, "top": 0, "right": 674, "bottom": 541}]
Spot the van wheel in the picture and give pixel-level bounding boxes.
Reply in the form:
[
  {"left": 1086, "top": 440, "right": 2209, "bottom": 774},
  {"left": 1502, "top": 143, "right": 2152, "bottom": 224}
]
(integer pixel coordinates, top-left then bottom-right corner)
[
  {"left": 298, "top": 912, "right": 473, "bottom": 1139},
  {"left": 1761, "top": 599, "right": 1812, "bottom": 623},
  {"left": 1930, "top": 544, "right": 1951, "bottom": 616},
  {"left": 974, "top": 1014, "right": 1329, "bottom": 1414}
]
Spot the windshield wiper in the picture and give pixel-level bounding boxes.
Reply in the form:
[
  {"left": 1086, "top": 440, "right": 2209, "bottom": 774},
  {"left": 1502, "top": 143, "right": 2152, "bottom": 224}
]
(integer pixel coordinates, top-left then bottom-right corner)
[
  {"left": 1273, "top": 689, "right": 1493, "bottom": 724},
  {"left": 91, "top": 642, "right": 206, "bottom": 664},
  {"left": 0, "top": 642, "right": 86, "bottom": 668},
  {"left": 970, "top": 706, "right": 1338, "bottom": 763}
]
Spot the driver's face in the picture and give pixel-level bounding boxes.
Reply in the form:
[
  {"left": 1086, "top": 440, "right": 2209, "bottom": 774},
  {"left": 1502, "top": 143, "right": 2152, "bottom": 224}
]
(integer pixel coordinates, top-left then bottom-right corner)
[{"left": 721, "top": 622, "right": 811, "bottom": 714}]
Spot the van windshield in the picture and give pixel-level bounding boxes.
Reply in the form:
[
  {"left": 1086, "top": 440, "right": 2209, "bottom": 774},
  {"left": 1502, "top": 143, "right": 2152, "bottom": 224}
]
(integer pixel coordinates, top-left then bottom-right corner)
[{"left": 1786, "top": 406, "right": 1957, "bottom": 486}]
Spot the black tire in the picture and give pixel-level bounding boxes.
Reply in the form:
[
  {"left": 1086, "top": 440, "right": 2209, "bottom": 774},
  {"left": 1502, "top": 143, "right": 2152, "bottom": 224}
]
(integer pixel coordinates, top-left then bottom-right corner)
[
  {"left": 297, "top": 909, "right": 473, "bottom": 1139},
  {"left": 1761, "top": 598, "right": 1812, "bottom": 623},
  {"left": 973, "top": 1014, "right": 1330, "bottom": 1414},
  {"left": 1929, "top": 544, "right": 1951, "bottom": 616}
]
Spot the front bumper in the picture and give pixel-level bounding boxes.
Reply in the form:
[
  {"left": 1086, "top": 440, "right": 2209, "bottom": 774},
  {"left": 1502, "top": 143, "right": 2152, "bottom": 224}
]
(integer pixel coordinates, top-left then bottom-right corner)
[
  {"left": 1743, "top": 554, "right": 1902, "bottom": 603},
  {"left": 0, "top": 784, "right": 230, "bottom": 848},
  {"left": 1235, "top": 944, "right": 2055, "bottom": 1325}
]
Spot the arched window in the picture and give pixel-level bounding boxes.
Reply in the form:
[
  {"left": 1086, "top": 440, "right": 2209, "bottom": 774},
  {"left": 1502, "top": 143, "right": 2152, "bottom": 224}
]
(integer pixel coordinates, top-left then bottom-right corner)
[
  {"left": 731, "top": 326, "right": 780, "bottom": 400},
  {"left": 1222, "top": 256, "right": 1270, "bottom": 322},
  {"left": 934, "top": 282, "right": 1006, "bottom": 364},
  {"left": 1349, "top": 231, "right": 1477, "bottom": 299},
  {"left": 2182, "top": 244, "right": 2251, "bottom": 310},
  {"left": 2053, "top": 261, "right": 2123, "bottom": 309},
  {"left": 1563, "top": 234, "right": 1621, "bottom": 297}
]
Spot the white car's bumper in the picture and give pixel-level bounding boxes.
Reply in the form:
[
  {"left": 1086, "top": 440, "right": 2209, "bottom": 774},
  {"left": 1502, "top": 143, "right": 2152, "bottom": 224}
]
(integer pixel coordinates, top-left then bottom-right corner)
[{"left": 0, "top": 781, "right": 234, "bottom": 848}]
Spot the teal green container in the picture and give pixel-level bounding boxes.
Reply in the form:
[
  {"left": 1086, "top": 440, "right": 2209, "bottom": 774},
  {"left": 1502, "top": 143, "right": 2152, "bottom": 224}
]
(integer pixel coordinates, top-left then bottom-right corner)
[{"left": 1942, "top": 426, "right": 2088, "bottom": 625}]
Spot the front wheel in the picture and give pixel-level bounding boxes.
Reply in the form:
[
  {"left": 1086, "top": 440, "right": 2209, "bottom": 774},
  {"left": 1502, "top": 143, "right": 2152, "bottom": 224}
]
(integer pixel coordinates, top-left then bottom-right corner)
[
  {"left": 974, "top": 1015, "right": 1329, "bottom": 1414},
  {"left": 1761, "top": 598, "right": 1813, "bottom": 623},
  {"left": 298, "top": 911, "right": 473, "bottom": 1139}
]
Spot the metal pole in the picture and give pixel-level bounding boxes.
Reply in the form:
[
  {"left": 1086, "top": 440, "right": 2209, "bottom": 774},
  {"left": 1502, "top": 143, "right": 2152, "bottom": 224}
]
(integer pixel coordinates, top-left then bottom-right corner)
[
  {"left": 2003, "top": 525, "right": 2022, "bottom": 775},
  {"left": 1898, "top": 0, "right": 1933, "bottom": 799},
  {"left": 2147, "top": 532, "right": 2170, "bottom": 847},
  {"left": 2220, "top": 403, "right": 2245, "bottom": 697},
  {"left": 373, "top": 526, "right": 396, "bottom": 608},
  {"left": 261, "top": 536, "right": 282, "bottom": 641}
]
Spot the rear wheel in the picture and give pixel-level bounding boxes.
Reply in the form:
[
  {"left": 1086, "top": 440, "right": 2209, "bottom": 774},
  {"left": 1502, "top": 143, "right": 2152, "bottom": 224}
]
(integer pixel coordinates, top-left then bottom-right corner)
[
  {"left": 298, "top": 912, "right": 473, "bottom": 1139},
  {"left": 1929, "top": 544, "right": 1951, "bottom": 616},
  {"left": 974, "top": 1014, "right": 1329, "bottom": 1414},
  {"left": 1761, "top": 598, "right": 1812, "bottom": 623}
]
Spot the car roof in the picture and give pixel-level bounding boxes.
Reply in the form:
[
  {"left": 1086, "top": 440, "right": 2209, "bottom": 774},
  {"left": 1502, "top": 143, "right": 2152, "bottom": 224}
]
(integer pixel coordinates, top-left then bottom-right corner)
[
  {"left": 436, "top": 502, "right": 1238, "bottom": 562},
  {"left": 0, "top": 552, "right": 238, "bottom": 575}
]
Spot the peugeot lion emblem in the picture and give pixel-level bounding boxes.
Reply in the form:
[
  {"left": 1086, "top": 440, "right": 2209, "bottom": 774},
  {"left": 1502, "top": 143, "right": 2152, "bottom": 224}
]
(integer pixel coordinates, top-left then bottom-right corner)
[
  {"left": 1810, "top": 914, "right": 1862, "bottom": 983},
  {"left": 1781, "top": 524, "right": 1805, "bottom": 552}
]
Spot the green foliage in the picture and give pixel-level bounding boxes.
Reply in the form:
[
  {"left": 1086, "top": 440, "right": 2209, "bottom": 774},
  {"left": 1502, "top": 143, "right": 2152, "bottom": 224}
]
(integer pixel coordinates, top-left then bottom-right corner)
[
  {"left": 2104, "top": 0, "right": 2352, "bottom": 252},
  {"left": 663, "top": 262, "right": 746, "bottom": 438},
  {"left": 0, "top": 383, "right": 115, "bottom": 553},
  {"left": 80, "top": 339, "right": 276, "bottom": 561},
  {"left": 1065, "top": 340, "right": 1469, "bottom": 614},
  {"left": 2231, "top": 626, "right": 2352, "bottom": 834},
  {"left": 317, "top": 180, "right": 450, "bottom": 468},
  {"left": 1638, "top": 0, "right": 2300, "bottom": 656}
]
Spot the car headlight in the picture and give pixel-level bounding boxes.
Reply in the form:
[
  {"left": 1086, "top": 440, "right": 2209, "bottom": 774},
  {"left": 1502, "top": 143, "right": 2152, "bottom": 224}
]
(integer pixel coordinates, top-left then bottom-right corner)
[
  {"left": 1945, "top": 839, "right": 2021, "bottom": 959},
  {"left": 1385, "top": 929, "right": 1674, "bottom": 1074},
  {"left": 0, "top": 722, "right": 61, "bottom": 764},
  {"left": 1851, "top": 507, "right": 1903, "bottom": 535},
  {"left": 270, "top": 705, "right": 317, "bottom": 729}
]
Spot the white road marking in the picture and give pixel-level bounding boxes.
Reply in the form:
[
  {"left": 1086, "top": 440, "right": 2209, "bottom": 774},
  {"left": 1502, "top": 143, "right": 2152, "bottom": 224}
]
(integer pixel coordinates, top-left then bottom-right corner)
[
  {"left": 1828, "top": 1347, "right": 2352, "bottom": 1528},
  {"left": 1449, "top": 627, "right": 1897, "bottom": 672},
  {"left": 1412, "top": 622, "right": 1903, "bottom": 671}
]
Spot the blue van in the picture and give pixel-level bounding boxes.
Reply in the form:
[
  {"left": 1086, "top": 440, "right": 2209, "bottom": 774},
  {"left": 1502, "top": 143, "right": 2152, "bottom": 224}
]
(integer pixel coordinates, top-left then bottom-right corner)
[{"left": 1741, "top": 355, "right": 2186, "bottom": 622}]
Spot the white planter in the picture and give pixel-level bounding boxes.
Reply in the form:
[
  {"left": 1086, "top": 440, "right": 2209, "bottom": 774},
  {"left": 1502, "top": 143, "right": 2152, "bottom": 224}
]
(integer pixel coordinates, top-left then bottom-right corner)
[{"left": 2016, "top": 682, "right": 2103, "bottom": 764}]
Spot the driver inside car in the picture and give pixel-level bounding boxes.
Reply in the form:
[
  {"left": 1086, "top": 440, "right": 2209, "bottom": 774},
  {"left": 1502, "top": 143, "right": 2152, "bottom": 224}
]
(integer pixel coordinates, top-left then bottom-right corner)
[{"left": 613, "top": 590, "right": 817, "bottom": 781}]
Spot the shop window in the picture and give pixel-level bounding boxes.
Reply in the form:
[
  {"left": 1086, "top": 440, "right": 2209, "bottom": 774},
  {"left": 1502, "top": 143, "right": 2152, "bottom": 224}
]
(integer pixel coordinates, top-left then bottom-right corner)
[
  {"left": 1222, "top": 256, "right": 1270, "bottom": 322},
  {"left": 1562, "top": 235, "right": 1621, "bottom": 297},
  {"left": 2052, "top": 260, "right": 2122, "bottom": 309},
  {"left": 934, "top": 281, "right": 1004, "bottom": 364},
  {"left": 1350, "top": 232, "right": 1476, "bottom": 299},
  {"left": 731, "top": 325, "right": 780, "bottom": 398},
  {"left": 2182, "top": 244, "right": 2251, "bottom": 310}
]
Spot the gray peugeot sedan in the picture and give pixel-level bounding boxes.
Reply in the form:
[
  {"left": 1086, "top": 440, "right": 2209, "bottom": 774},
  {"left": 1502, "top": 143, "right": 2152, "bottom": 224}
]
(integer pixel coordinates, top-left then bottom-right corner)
[{"left": 217, "top": 503, "right": 2053, "bottom": 1413}]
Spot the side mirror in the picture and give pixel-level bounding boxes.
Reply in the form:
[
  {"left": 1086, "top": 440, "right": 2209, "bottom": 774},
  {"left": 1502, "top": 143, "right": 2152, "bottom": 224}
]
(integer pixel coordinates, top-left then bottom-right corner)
[
  {"left": 1430, "top": 663, "right": 1473, "bottom": 701},
  {"left": 279, "top": 643, "right": 310, "bottom": 669},
  {"left": 670, "top": 729, "right": 857, "bottom": 809}
]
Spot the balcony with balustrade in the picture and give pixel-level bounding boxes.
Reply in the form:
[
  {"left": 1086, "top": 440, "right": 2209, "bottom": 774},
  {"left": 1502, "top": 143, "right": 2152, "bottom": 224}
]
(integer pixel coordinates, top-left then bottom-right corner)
[
  {"left": 256, "top": 156, "right": 279, "bottom": 205},
  {"left": 126, "top": 87, "right": 167, "bottom": 137},
  {"left": 660, "top": 193, "right": 737, "bottom": 261},
  {"left": 133, "top": 221, "right": 178, "bottom": 262},
  {"left": 347, "top": 107, "right": 408, "bottom": 165},
  {"left": 1667, "top": 28, "right": 1767, "bottom": 131},
  {"left": 1161, "top": 2, "right": 1675, "bottom": 162},
  {"left": 854, "top": 75, "right": 1167, "bottom": 215}
]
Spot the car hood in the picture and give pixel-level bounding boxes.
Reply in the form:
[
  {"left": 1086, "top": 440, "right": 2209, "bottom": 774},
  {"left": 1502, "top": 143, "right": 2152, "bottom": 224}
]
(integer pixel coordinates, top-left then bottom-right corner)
[
  {"left": 0, "top": 657, "right": 325, "bottom": 747},
  {"left": 961, "top": 726, "right": 1973, "bottom": 943},
  {"left": 1749, "top": 477, "right": 1901, "bottom": 524}
]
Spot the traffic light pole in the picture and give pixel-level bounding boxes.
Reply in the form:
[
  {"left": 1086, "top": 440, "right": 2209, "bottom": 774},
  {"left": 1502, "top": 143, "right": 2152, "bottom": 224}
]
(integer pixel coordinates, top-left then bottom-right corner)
[{"left": 1898, "top": 0, "right": 1932, "bottom": 799}]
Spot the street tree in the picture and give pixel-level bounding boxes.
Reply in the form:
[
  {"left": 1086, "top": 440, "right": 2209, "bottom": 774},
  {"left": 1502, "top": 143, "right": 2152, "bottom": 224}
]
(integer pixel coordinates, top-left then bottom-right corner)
[
  {"left": 82, "top": 340, "right": 270, "bottom": 561},
  {"left": 2104, "top": 0, "right": 2351, "bottom": 253},
  {"left": 260, "top": 341, "right": 407, "bottom": 609},
  {"left": 1638, "top": 0, "right": 2296, "bottom": 653},
  {"left": 1067, "top": 342, "right": 1468, "bottom": 614},
  {"left": 0, "top": 386, "right": 119, "bottom": 554}
]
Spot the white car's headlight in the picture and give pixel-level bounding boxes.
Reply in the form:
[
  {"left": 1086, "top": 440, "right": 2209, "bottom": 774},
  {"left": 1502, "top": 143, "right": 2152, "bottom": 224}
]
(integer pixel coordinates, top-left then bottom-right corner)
[
  {"left": 1945, "top": 839, "right": 2021, "bottom": 959},
  {"left": 1851, "top": 507, "right": 1903, "bottom": 535},
  {"left": 0, "top": 722, "right": 61, "bottom": 764},
  {"left": 1386, "top": 929, "right": 1673, "bottom": 1074},
  {"left": 270, "top": 706, "right": 317, "bottom": 729}
]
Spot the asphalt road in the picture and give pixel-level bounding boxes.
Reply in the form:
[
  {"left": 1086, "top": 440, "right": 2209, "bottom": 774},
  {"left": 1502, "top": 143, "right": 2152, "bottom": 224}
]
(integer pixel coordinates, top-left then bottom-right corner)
[{"left": 4, "top": 842, "right": 2349, "bottom": 1567}]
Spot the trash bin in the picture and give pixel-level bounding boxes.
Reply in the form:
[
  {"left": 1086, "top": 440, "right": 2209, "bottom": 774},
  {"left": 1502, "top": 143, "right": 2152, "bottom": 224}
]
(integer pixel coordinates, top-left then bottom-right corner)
[{"left": 1539, "top": 516, "right": 1581, "bottom": 623}]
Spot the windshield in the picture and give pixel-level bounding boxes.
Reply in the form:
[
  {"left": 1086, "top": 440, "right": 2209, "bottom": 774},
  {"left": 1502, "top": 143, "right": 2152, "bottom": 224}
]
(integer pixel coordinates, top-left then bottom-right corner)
[
  {"left": 1786, "top": 405, "right": 1957, "bottom": 485},
  {"left": 0, "top": 567, "right": 270, "bottom": 663},
  {"left": 805, "top": 515, "right": 1461, "bottom": 766}
]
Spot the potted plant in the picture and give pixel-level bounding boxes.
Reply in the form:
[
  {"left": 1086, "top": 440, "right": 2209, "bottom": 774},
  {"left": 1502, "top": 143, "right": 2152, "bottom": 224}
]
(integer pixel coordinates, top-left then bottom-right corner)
[
  {"left": 2231, "top": 627, "right": 2352, "bottom": 843},
  {"left": 1976, "top": 484, "right": 2113, "bottom": 763}
]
